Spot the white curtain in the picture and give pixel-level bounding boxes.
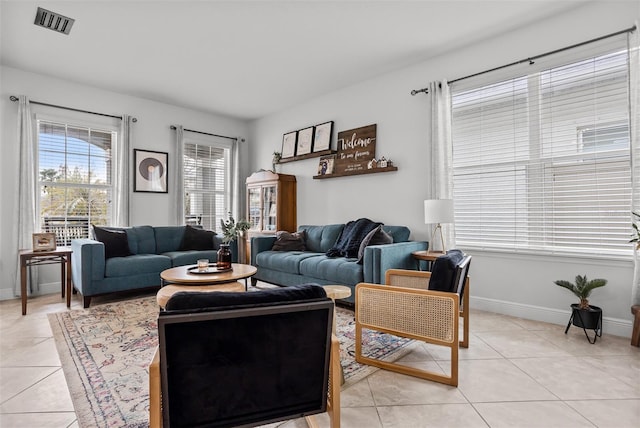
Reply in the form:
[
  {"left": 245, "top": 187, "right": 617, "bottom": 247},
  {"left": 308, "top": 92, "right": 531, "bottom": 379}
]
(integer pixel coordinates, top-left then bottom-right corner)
[
  {"left": 630, "top": 25, "right": 640, "bottom": 307},
  {"left": 15, "top": 96, "right": 38, "bottom": 295},
  {"left": 172, "top": 125, "right": 185, "bottom": 225},
  {"left": 429, "top": 80, "right": 456, "bottom": 249},
  {"left": 113, "top": 115, "right": 131, "bottom": 227},
  {"left": 231, "top": 138, "right": 243, "bottom": 219}
]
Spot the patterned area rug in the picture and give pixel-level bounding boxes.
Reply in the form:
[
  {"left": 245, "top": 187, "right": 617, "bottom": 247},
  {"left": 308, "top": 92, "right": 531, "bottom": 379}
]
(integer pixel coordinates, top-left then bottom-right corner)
[{"left": 49, "top": 294, "right": 413, "bottom": 428}]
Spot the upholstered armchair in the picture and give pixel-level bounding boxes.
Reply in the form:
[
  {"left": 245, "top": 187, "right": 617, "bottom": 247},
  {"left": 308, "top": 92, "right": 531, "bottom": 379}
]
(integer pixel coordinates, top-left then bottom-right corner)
[
  {"left": 148, "top": 284, "right": 341, "bottom": 428},
  {"left": 354, "top": 250, "right": 471, "bottom": 386}
]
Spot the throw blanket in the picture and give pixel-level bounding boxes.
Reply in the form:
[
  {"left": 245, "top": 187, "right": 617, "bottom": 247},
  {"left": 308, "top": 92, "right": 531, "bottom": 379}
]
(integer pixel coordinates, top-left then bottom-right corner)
[{"left": 326, "top": 218, "right": 382, "bottom": 258}]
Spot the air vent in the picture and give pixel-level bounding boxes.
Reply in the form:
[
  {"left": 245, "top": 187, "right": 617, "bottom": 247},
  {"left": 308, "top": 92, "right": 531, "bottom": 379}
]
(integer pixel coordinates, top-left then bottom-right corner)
[{"left": 34, "top": 7, "right": 74, "bottom": 35}]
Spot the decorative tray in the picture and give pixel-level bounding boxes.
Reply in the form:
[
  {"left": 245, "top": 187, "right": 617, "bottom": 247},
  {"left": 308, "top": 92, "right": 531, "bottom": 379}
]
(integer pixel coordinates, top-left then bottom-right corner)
[{"left": 187, "top": 265, "right": 233, "bottom": 274}]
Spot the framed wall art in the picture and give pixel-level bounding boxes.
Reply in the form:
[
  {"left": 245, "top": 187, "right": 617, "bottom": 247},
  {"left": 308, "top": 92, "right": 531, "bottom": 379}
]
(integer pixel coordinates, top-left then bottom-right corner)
[
  {"left": 317, "top": 154, "right": 335, "bottom": 175},
  {"left": 32, "top": 232, "right": 56, "bottom": 251},
  {"left": 134, "top": 149, "right": 168, "bottom": 193},
  {"left": 296, "top": 126, "right": 314, "bottom": 156},
  {"left": 281, "top": 131, "right": 297, "bottom": 159},
  {"left": 313, "top": 121, "right": 333, "bottom": 152}
]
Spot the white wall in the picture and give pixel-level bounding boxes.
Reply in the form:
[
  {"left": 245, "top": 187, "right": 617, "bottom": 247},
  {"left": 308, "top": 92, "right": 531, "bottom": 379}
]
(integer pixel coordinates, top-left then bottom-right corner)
[
  {"left": 0, "top": 66, "right": 250, "bottom": 299},
  {"left": 249, "top": 1, "right": 639, "bottom": 337}
]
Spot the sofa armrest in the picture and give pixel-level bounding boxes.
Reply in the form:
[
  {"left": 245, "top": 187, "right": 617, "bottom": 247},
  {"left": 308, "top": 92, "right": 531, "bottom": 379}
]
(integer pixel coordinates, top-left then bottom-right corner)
[
  {"left": 362, "top": 241, "right": 428, "bottom": 284},
  {"left": 71, "top": 238, "right": 106, "bottom": 295},
  {"left": 250, "top": 236, "right": 277, "bottom": 265}
]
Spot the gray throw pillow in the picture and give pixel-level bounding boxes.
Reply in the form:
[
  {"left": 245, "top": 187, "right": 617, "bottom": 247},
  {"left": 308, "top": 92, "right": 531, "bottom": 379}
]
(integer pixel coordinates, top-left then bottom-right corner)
[
  {"left": 271, "top": 230, "right": 306, "bottom": 251},
  {"left": 357, "top": 225, "right": 393, "bottom": 263}
]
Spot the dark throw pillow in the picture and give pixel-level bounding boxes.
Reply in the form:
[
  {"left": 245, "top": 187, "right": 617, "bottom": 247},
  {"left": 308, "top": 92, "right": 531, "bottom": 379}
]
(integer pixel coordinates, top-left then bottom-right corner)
[
  {"left": 92, "top": 225, "right": 132, "bottom": 259},
  {"left": 179, "top": 225, "right": 217, "bottom": 251},
  {"left": 356, "top": 225, "right": 394, "bottom": 263},
  {"left": 271, "top": 230, "right": 306, "bottom": 251}
]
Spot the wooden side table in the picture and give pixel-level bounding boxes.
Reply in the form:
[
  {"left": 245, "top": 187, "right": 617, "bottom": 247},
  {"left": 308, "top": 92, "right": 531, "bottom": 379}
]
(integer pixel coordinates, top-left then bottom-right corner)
[
  {"left": 19, "top": 247, "right": 72, "bottom": 315},
  {"left": 411, "top": 250, "right": 444, "bottom": 271}
]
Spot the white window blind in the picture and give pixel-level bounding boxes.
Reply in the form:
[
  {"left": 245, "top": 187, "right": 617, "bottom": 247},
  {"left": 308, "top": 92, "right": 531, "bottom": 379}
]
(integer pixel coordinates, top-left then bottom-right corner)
[
  {"left": 38, "top": 119, "right": 116, "bottom": 245},
  {"left": 451, "top": 35, "right": 632, "bottom": 256},
  {"left": 183, "top": 136, "right": 232, "bottom": 232}
]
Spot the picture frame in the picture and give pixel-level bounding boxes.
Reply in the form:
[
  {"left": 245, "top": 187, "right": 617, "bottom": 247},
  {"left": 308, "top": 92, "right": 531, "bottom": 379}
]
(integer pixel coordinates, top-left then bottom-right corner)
[
  {"left": 281, "top": 131, "right": 297, "bottom": 159},
  {"left": 134, "top": 149, "right": 168, "bottom": 193},
  {"left": 296, "top": 126, "right": 314, "bottom": 156},
  {"left": 32, "top": 232, "right": 56, "bottom": 252},
  {"left": 313, "top": 121, "right": 334, "bottom": 152},
  {"left": 317, "top": 154, "right": 335, "bottom": 175}
]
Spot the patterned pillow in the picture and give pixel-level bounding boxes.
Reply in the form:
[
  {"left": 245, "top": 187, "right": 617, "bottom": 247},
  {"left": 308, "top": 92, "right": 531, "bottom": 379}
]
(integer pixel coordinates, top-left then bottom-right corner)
[{"left": 271, "top": 230, "right": 306, "bottom": 251}]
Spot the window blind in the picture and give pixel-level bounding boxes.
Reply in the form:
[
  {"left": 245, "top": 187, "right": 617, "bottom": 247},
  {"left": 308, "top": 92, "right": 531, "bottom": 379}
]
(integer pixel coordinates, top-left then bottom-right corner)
[
  {"left": 451, "top": 35, "right": 632, "bottom": 256},
  {"left": 183, "top": 138, "right": 231, "bottom": 232}
]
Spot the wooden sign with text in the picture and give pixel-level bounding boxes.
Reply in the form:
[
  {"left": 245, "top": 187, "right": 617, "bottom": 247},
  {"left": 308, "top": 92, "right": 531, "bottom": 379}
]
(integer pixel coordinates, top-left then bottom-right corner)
[{"left": 335, "top": 124, "right": 377, "bottom": 174}]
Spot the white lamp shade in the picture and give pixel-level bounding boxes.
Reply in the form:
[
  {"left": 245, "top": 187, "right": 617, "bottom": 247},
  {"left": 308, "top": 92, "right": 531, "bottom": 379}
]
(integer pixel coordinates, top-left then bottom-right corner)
[{"left": 424, "top": 199, "right": 454, "bottom": 224}]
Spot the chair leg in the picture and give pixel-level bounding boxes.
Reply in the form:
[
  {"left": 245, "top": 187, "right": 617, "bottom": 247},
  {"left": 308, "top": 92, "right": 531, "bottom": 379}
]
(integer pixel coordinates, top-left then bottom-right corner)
[{"left": 460, "top": 278, "right": 470, "bottom": 348}]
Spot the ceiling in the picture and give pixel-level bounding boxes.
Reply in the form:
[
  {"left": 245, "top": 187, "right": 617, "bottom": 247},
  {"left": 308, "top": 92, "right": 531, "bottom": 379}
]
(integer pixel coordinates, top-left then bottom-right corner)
[{"left": 1, "top": 0, "right": 594, "bottom": 121}]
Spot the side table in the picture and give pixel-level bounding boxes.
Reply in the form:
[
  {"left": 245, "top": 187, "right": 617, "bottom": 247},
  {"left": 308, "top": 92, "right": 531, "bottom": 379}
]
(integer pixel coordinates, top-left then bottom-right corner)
[
  {"left": 411, "top": 250, "right": 444, "bottom": 271},
  {"left": 19, "top": 247, "right": 72, "bottom": 315}
]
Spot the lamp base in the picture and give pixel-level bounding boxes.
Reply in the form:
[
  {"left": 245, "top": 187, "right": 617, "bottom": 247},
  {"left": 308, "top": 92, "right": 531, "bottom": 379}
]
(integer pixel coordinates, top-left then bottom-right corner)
[{"left": 427, "top": 223, "right": 447, "bottom": 253}]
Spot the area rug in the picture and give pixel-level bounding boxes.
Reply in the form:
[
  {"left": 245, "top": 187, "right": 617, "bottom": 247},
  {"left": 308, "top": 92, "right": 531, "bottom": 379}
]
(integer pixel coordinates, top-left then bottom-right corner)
[{"left": 49, "top": 295, "right": 414, "bottom": 428}]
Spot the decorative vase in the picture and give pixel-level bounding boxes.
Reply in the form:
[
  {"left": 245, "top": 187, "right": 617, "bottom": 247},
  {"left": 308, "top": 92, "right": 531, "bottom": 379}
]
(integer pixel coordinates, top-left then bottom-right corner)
[{"left": 217, "top": 244, "right": 232, "bottom": 270}]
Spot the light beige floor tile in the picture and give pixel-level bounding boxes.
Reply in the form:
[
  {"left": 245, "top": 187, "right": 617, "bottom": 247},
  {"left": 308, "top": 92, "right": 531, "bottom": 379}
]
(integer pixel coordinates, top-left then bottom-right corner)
[
  {"left": 341, "top": 378, "right": 376, "bottom": 407},
  {"left": 565, "top": 399, "right": 640, "bottom": 428},
  {"left": 502, "top": 315, "right": 562, "bottom": 332},
  {"left": 0, "top": 411, "right": 77, "bottom": 428},
  {"left": 469, "top": 311, "right": 525, "bottom": 332},
  {"left": 474, "top": 330, "right": 571, "bottom": 358},
  {"left": 0, "top": 337, "right": 61, "bottom": 367},
  {"left": 581, "top": 355, "right": 640, "bottom": 389},
  {"left": 0, "top": 369, "right": 73, "bottom": 413},
  {"left": 367, "top": 367, "right": 467, "bottom": 406},
  {"left": 533, "top": 329, "right": 639, "bottom": 357},
  {"left": 416, "top": 334, "right": 503, "bottom": 361},
  {"left": 474, "top": 401, "right": 594, "bottom": 427},
  {"left": 377, "top": 403, "right": 488, "bottom": 428},
  {"left": 0, "top": 366, "right": 59, "bottom": 402},
  {"left": 511, "top": 357, "right": 640, "bottom": 400},
  {"left": 457, "top": 359, "right": 558, "bottom": 403},
  {"left": 315, "top": 406, "right": 383, "bottom": 428}
]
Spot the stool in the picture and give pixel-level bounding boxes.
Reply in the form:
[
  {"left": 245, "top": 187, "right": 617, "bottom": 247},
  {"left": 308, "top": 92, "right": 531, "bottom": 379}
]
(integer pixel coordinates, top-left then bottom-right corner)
[
  {"left": 631, "top": 305, "right": 640, "bottom": 347},
  {"left": 156, "top": 281, "right": 245, "bottom": 310}
]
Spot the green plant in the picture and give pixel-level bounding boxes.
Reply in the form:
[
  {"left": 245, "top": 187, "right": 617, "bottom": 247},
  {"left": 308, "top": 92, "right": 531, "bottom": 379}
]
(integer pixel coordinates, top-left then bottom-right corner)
[
  {"left": 554, "top": 275, "right": 607, "bottom": 309},
  {"left": 220, "top": 212, "right": 251, "bottom": 244},
  {"left": 272, "top": 151, "right": 282, "bottom": 163},
  {"left": 630, "top": 211, "right": 640, "bottom": 250}
]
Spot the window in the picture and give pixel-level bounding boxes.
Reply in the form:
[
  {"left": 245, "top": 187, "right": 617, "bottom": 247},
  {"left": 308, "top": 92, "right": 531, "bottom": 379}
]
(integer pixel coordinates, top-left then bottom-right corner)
[
  {"left": 183, "top": 135, "right": 232, "bottom": 232},
  {"left": 37, "top": 119, "right": 117, "bottom": 245},
  {"left": 451, "top": 41, "right": 632, "bottom": 256}
]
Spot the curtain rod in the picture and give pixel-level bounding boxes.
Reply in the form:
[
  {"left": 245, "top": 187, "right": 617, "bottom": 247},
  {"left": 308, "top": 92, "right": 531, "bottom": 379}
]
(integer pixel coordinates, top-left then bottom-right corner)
[
  {"left": 410, "top": 24, "right": 637, "bottom": 95},
  {"left": 9, "top": 95, "right": 137, "bottom": 122},
  {"left": 170, "top": 125, "right": 240, "bottom": 142}
]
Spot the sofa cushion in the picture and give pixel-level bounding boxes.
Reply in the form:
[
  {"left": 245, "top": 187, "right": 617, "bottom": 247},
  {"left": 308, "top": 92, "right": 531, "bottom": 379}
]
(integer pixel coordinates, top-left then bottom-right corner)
[
  {"left": 93, "top": 225, "right": 132, "bottom": 259},
  {"left": 163, "top": 250, "right": 219, "bottom": 267},
  {"left": 105, "top": 254, "right": 171, "bottom": 278},
  {"left": 357, "top": 225, "right": 393, "bottom": 263},
  {"left": 271, "top": 230, "right": 306, "bottom": 251},
  {"left": 299, "top": 255, "right": 364, "bottom": 285},
  {"left": 299, "top": 224, "right": 344, "bottom": 253},
  {"left": 155, "top": 226, "right": 187, "bottom": 253},
  {"left": 126, "top": 225, "right": 156, "bottom": 254},
  {"left": 256, "top": 251, "right": 324, "bottom": 275},
  {"left": 179, "top": 225, "right": 217, "bottom": 251}
]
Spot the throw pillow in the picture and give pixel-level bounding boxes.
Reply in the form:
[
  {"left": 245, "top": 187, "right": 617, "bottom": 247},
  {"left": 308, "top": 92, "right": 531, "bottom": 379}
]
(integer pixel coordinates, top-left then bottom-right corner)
[
  {"left": 271, "top": 230, "right": 306, "bottom": 251},
  {"left": 356, "top": 225, "right": 394, "bottom": 263},
  {"left": 179, "top": 225, "right": 217, "bottom": 251},
  {"left": 92, "top": 225, "right": 132, "bottom": 259}
]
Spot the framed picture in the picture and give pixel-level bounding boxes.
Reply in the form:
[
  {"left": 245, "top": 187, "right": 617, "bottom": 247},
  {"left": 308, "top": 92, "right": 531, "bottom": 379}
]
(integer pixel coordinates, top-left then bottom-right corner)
[
  {"left": 281, "top": 131, "right": 297, "bottom": 159},
  {"left": 32, "top": 232, "right": 56, "bottom": 252},
  {"left": 296, "top": 126, "right": 314, "bottom": 156},
  {"left": 317, "top": 154, "right": 335, "bottom": 175},
  {"left": 313, "top": 121, "right": 333, "bottom": 152},
  {"left": 134, "top": 149, "right": 168, "bottom": 193}
]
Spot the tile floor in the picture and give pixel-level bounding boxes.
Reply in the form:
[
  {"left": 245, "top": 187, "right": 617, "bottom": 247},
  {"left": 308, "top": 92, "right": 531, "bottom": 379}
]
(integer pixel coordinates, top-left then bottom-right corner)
[{"left": 0, "top": 286, "right": 639, "bottom": 428}]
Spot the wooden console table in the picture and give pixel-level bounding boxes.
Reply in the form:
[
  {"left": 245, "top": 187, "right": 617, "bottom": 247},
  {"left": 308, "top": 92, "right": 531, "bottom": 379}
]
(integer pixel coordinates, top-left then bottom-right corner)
[{"left": 19, "top": 247, "right": 72, "bottom": 315}]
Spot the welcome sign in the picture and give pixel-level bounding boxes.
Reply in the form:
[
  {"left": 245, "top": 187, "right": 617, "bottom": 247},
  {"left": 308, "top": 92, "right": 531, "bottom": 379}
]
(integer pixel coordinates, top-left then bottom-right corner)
[{"left": 334, "top": 124, "right": 377, "bottom": 174}]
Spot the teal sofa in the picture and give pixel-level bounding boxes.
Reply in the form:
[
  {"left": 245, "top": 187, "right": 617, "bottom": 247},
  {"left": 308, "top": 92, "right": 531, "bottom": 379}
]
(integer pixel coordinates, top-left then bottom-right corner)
[
  {"left": 71, "top": 225, "right": 235, "bottom": 308},
  {"left": 250, "top": 224, "right": 427, "bottom": 304}
]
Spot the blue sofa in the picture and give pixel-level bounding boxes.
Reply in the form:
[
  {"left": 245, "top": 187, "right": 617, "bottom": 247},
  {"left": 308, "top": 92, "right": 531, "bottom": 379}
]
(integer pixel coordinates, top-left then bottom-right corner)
[
  {"left": 250, "top": 224, "right": 427, "bottom": 304},
  {"left": 71, "top": 225, "right": 235, "bottom": 308}
]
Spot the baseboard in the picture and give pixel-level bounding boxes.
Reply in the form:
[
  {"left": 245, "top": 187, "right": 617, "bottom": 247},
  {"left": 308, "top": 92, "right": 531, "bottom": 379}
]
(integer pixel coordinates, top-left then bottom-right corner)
[
  {"left": 0, "top": 282, "right": 62, "bottom": 301},
  {"left": 470, "top": 296, "right": 633, "bottom": 339}
]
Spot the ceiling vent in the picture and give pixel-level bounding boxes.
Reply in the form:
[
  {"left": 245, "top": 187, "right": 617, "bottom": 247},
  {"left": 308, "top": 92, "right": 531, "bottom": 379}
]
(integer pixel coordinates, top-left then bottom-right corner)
[{"left": 34, "top": 7, "right": 74, "bottom": 35}]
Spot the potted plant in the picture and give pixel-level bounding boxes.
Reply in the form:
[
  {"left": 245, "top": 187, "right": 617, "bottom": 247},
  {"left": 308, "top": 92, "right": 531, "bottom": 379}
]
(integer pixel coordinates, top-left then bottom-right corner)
[
  {"left": 554, "top": 274, "right": 607, "bottom": 343},
  {"left": 272, "top": 151, "right": 282, "bottom": 172},
  {"left": 220, "top": 212, "right": 251, "bottom": 265}
]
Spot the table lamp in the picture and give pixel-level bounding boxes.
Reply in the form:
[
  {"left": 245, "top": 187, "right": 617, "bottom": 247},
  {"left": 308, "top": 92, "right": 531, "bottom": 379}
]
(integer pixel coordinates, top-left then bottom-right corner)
[{"left": 424, "top": 199, "right": 454, "bottom": 253}]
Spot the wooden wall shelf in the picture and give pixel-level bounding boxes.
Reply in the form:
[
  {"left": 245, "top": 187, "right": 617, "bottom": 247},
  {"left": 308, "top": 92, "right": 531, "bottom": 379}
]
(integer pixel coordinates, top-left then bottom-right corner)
[
  {"left": 277, "top": 149, "right": 335, "bottom": 163},
  {"left": 313, "top": 166, "right": 398, "bottom": 179}
]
